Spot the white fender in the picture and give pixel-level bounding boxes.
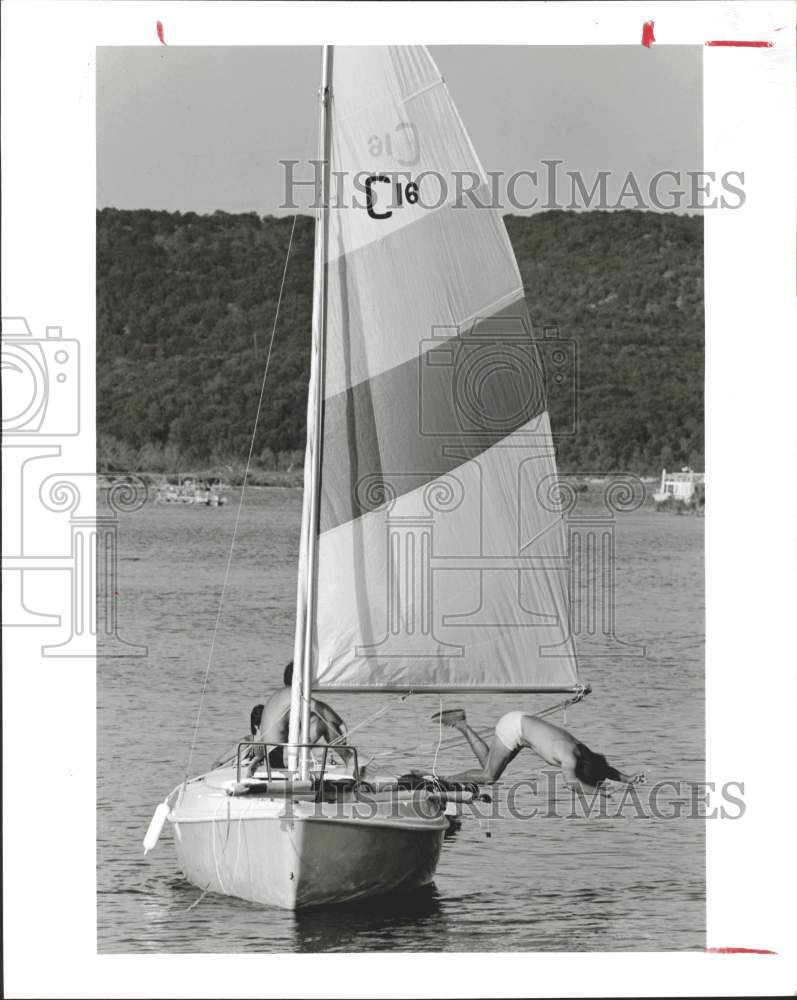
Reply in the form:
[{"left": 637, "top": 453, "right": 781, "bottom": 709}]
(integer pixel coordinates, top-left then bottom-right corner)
[{"left": 143, "top": 801, "right": 170, "bottom": 854}]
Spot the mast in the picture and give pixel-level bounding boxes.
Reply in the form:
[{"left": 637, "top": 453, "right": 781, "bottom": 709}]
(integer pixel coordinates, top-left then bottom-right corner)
[{"left": 295, "top": 45, "right": 333, "bottom": 781}]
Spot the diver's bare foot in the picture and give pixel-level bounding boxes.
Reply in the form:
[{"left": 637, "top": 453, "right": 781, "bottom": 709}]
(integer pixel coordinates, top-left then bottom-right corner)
[{"left": 431, "top": 708, "right": 466, "bottom": 727}]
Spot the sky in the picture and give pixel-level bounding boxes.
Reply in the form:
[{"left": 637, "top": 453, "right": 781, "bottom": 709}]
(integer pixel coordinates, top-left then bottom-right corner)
[{"left": 97, "top": 45, "right": 702, "bottom": 216}]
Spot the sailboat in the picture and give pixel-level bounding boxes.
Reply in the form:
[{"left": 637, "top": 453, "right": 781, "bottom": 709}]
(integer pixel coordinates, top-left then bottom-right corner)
[{"left": 144, "top": 45, "right": 585, "bottom": 910}]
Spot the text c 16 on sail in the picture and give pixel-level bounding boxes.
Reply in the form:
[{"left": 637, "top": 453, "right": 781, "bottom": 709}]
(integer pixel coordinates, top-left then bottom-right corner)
[{"left": 365, "top": 175, "right": 420, "bottom": 220}]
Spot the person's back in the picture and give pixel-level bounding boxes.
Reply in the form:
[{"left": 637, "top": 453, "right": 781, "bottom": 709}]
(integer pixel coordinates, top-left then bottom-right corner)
[
  {"left": 259, "top": 685, "right": 293, "bottom": 746},
  {"left": 247, "top": 661, "right": 350, "bottom": 776},
  {"left": 518, "top": 713, "right": 577, "bottom": 755}
]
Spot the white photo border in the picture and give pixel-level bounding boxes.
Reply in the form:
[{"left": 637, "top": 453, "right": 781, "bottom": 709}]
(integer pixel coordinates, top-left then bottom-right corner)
[{"left": 2, "top": 1, "right": 795, "bottom": 996}]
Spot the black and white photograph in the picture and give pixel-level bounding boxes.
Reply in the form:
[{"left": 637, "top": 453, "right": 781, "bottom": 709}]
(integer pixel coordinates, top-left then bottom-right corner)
[
  {"left": 96, "top": 40, "right": 708, "bottom": 950},
  {"left": 3, "top": 2, "right": 796, "bottom": 997}
]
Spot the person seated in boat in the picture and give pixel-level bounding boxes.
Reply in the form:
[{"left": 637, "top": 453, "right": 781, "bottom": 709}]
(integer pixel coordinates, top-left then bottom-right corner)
[
  {"left": 247, "top": 661, "right": 350, "bottom": 777},
  {"left": 433, "top": 708, "right": 644, "bottom": 792}
]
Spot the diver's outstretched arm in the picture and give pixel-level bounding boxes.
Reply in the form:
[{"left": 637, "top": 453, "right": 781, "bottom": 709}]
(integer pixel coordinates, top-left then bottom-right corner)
[
  {"left": 606, "top": 765, "right": 645, "bottom": 784},
  {"left": 620, "top": 770, "right": 645, "bottom": 784}
]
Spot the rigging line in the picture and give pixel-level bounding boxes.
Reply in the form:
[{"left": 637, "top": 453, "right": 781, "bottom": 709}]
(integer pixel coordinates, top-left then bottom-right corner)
[
  {"left": 324, "top": 691, "right": 414, "bottom": 749},
  {"left": 431, "top": 695, "right": 444, "bottom": 777},
  {"left": 185, "top": 885, "right": 211, "bottom": 912},
  {"left": 183, "top": 209, "right": 302, "bottom": 783},
  {"left": 401, "top": 728, "right": 491, "bottom": 758}
]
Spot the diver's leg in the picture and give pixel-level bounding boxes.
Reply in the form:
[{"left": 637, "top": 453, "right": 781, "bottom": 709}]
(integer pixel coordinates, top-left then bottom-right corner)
[
  {"left": 453, "top": 720, "right": 492, "bottom": 768},
  {"left": 447, "top": 737, "right": 518, "bottom": 784},
  {"left": 432, "top": 710, "right": 491, "bottom": 767}
]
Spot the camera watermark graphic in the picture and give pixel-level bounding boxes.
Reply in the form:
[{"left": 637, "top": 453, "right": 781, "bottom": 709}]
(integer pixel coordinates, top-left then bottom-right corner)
[
  {"left": 538, "top": 325, "right": 578, "bottom": 437},
  {"left": 2, "top": 317, "right": 80, "bottom": 435},
  {"left": 1, "top": 316, "right": 147, "bottom": 657},
  {"left": 418, "top": 317, "right": 548, "bottom": 440}
]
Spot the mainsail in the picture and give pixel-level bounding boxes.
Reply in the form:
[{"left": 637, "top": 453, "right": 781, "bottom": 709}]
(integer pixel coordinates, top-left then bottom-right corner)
[{"left": 295, "top": 46, "right": 578, "bottom": 695}]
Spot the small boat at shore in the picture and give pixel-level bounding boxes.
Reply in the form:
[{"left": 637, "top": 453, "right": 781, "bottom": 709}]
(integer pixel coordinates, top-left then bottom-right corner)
[
  {"left": 653, "top": 467, "right": 705, "bottom": 513},
  {"left": 155, "top": 477, "right": 227, "bottom": 507}
]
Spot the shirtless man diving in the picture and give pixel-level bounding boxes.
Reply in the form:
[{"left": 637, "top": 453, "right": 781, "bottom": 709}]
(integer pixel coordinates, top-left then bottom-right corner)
[
  {"left": 435, "top": 709, "right": 644, "bottom": 792},
  {"left": 247, "top": 661, "right": 350, "bottom": 777}
]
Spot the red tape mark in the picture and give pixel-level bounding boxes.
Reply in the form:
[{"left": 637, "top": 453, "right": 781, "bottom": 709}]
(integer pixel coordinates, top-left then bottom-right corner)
[
  {"left": 156, "top": 20, "right": 166, "bottom": 45},
  {"left": 641, "top": 20, "right": 656, "bottom": 47},
  {"left": 705, "top": 947, "right": 776, "bottom": 955},
  {"left": 705, "top": 40, "right": 773, "bottom": 47}
]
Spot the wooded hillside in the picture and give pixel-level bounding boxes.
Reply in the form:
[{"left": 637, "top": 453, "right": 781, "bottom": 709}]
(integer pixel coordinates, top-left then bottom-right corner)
[{"left": 97, "top": 207, "right": 703, "bottom": 475}]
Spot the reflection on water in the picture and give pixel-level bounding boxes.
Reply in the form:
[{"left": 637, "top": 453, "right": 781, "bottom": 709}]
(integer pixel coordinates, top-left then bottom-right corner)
[
  {"left": 293, "top": 885, "right": 449, "bottom": 952},
  {"left": 98, "top": 488, "right": 704, "bottom": 952}
]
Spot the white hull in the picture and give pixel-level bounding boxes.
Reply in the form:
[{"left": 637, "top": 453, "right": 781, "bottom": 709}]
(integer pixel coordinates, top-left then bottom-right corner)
[{"left": 170, "top": 770, "right": 448, "bottom": 909}]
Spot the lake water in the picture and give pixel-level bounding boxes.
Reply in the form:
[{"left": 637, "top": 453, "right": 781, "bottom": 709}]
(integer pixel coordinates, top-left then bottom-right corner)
[{"left": 98, "top": 486, "right": 704, "bottom": 952}]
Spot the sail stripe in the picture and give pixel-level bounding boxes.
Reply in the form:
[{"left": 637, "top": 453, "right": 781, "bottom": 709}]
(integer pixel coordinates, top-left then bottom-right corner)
[
  {"left": 320, "top": 298, "right": 549, "bottom": 533},
  {"left": 315, "top": 412, "right": 577, "bottom": 690},
  {"left": 325, "top": 193, "right": 522, "bottom": 398}
]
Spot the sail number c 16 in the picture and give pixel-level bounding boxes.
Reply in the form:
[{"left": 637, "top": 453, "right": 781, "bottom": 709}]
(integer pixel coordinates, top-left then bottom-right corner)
[{"left": 365, "top": 175, "right": 420, "bottom": 220}]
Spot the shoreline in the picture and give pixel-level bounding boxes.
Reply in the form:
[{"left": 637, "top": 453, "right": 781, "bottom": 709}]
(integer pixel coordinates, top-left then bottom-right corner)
[{"left": 97, "top": 469, "right": 304, "bottom": 489}]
